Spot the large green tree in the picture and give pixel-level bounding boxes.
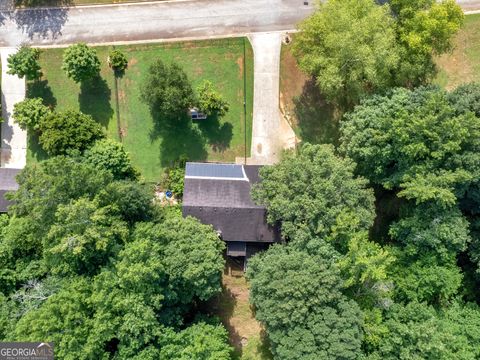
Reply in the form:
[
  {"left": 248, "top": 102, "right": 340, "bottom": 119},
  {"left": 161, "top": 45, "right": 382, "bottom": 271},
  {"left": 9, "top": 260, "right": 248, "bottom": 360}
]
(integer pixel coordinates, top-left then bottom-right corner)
[
  {"left": 390, "top": 0, "right": 464, "bottom": 86},
  {"left": 140, "top": 59, "right": 196, "bottom": 120},
  {"left": 39, "top": 110, "right": 104, "bottom": 155},
  {"left": 340, "top": 86, "right": 480, "bottom": 206},
  {"left": 247, "top": 245, "right": 363, "bottom": 360},
  {"left": 252, "top": 143, "right": 375, "bottom": 249},
  {"left": 83, "top": 139, "right": 138, "bottom": 180},
  {"left": 7, "top": 45, "right": 42, "bottom": 80},
  {"left": 62, "top": 43, "right": 101, "bottom": 83},
  {"left": 293, "top": 0, "right": 399, "bottom": 105},
  {"left": 12, "top": 97, "right": 50, "bottom": 132}
]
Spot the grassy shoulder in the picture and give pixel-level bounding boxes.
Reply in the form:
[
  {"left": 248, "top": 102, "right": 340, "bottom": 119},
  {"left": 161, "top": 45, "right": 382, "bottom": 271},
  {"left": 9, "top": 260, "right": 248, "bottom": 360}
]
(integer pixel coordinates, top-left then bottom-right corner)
[
  {"left": 28, "top": 38, "right": 253, "bottom": 182},
  {"left": 435, "top": 13, "right": 480, "bottom": 89},
  {"left": 279, "top": 37, "right": 342, "bottom": 147}
]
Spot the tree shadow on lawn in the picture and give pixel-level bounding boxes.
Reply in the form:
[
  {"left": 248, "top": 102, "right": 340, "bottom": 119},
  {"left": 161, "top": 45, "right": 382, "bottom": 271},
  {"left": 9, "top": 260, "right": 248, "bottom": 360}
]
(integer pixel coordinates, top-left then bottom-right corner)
[
  {"left": 79, "top": 76, "right": 114, "bottom": 129},
  {"left": 195, "top": 114, "right": 233, "bottom": 153},
  {"left": 150, "top": 114, "right": 208, "bottom": 167},
  {"left": 293, "top": 79, "right": 343, "bottom": 146},
  {"left": 27, "top": 80, "right": 57, "bottom": 108},
  {"left": 28, "top": 133, "right": 49, "bottom": 162}
]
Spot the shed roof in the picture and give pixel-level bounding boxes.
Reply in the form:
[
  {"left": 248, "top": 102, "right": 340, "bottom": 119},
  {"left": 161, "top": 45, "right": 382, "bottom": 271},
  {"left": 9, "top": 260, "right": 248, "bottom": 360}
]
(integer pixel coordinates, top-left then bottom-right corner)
[{"left": 182, "top": 162, "right": 280, "bottom": 243}]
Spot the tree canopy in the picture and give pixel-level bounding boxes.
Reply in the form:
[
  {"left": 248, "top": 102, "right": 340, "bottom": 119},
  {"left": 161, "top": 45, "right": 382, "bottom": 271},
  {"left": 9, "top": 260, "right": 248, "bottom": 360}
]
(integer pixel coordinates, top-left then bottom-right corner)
[
  {"left": 252, "top": 143, "right": 375, "bottom": 248},
  {"left": 140, "top": 59, "right": 196, "bottom": 120},
  {"left": 38, "top": 109, "right": 104, "bottom": 155},
  {"left": 62, "top": 43, "right": 101, "bottom": 83},
  {"left": 293, "top": 0, "right": 398, "bottom": 105},
  {"left": 340, "top": 86, "right": 480, "bottom": 206},
  {"left": 247, "top": 245, "right": 363, "bottom": 360},
  {"left": 0, "top": 155, "right": 228, "bottom": 358},
  {"left": 13, "top": 97, "right": 50, "bottom": 132},
  {"left": 7, "top": 45, "right": 42, "bottom": 80}
]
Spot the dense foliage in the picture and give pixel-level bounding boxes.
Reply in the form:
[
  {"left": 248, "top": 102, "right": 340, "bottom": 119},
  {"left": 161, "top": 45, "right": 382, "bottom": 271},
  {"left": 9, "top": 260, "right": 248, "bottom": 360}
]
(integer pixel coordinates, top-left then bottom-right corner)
[
  {"left": 140, "top": 59, "right": 196, "bottom": 120},
  {"left": 0, "top": 156, "right": 229, "bottom": 358},
  {"left": 108, "top": 49, "right": 128, "bottom": 74},
  {"left": 39, "top": 109, "right": 104, "bottom": 155},
  {"left": 7, "top": 45, "right": 42, "bottom": 80},
  {"left": 12, "top": 97, "right": 51, "bottom": 132},
  {"left": 196, "top": 80, "right": 230, "bottom": 117},
  {"left": 62, "top": 43, "right": 101, "bottom": 83},
  {"left": 84, "top": 139, "right": 138, "bottom": 180},
  {"left": 293, "top": 0, "right": 463, "bottom": 105},
  {"left": 250, "top": 83, "right": 480, "bottom": 359}
]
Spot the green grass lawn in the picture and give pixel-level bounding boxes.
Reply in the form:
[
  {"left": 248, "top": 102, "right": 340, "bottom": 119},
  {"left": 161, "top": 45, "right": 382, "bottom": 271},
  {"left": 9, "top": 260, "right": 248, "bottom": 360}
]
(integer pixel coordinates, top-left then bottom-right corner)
[
  {"left": 28, "top": 38, "right": 253, "bottom": 182},
  {"left": 435, "top": 13, "right": 480, "bottom": 89}
]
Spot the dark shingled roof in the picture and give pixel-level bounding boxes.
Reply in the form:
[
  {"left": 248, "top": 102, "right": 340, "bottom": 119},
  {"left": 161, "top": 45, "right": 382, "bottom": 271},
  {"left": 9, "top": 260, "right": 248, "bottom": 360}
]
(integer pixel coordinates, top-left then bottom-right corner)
[
  {"left": 0, "top": 168, "right": 21, "bottom": 213},
  {"left": 182, "top": 162, "right": 280, "bottom": 243}
]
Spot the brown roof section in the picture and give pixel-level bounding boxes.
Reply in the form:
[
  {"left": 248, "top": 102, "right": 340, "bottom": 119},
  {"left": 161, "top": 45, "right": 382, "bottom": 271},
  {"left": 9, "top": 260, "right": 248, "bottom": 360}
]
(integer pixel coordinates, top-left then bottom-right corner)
[{"left": 182, "top": 163, "right": 281, "bottom": 243}]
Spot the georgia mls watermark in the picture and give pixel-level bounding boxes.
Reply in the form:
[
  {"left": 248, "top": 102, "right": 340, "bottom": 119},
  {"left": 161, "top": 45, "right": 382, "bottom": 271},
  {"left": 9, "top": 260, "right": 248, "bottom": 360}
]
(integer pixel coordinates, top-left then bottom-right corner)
[{"left": 0, "top": 343, "right": 54, "bottom": 360}]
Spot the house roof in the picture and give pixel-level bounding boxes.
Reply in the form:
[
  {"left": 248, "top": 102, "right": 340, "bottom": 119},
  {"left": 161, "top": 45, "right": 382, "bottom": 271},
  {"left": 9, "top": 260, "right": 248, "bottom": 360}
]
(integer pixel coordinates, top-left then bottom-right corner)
[
  {"left": 0, "top": 168, "right": 21, "bottom": 213},
  {"left": 182, "top": 162, "right": 280, "bottom": 243}
]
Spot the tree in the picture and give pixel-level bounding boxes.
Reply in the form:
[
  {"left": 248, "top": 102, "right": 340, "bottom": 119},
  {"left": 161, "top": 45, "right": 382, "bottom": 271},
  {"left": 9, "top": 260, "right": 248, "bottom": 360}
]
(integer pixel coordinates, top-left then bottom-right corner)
[
  {"left": 340, "top": 86, "right": 480, "bottom": 206},
  {"left": 44, "top": 198, "right": 129, "bottom": 276},
  {"left": 159, "top": 322, "right": 233, "bottom": 360},
  {"left": 83, "top": 139, "right": 138, "bottom": 180},
  {"left": 293, "top": 0, "right": 399, "bottom": 105},
  {"left": 12, "top": 97, "right": 50, "bottom": 132},
  {"left": 39, "top": 109, "right": 104, "bottom": 155},
  {"left": 338, "top": 232, "right": 394, "bottom": 308},
  {"left": 196, "top": 80, "right": 229, "bottom": 117},
  {"left": 140, "top": 59, "right": 195, "bottom": 119},
  {"left": 7, "top": 45, "right": 42, "bottom": 80},
  {"left": 389, "top": 251, "right": 463, "bottom": 305},
  {"left": 62, "top": 43, "right": 101, "bottom": 83},
  {"left": 448, "top": 82, "right": 480, "bottom": 117},
  {"left": 247, "top": 245, "right": 363, "bottom": 360},
  {"left": 108, "top": 49, "right": 128, "bottom": 74},
  {"left": 252, "top": 143, "right": 375, "bottom": 248},
  {"left": 119, "top": 217, "right": 225, "bottom": 324},
  {"left": 95, "top": 181, "right": 154, "bottom": 224},
  {"left": 391, "top": 0, "right": 464, "bottom": 86},
  {"left": 367, "top": 301, "right": 480, "bottom": 359}
]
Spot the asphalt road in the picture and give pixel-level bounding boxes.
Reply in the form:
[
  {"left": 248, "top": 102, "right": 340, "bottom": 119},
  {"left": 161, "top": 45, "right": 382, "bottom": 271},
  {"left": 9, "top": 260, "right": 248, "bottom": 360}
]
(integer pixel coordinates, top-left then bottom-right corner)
[{"left": 0, "top": 0, "right": 314, "bottom": 46}]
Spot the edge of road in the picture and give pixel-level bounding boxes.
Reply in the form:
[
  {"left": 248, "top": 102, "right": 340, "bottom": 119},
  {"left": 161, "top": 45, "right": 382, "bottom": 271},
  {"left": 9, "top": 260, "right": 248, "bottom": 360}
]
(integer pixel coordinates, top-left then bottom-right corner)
[
  {"left": 11, "top": 0, "right": 206, "bottom": 11},
  {"left": 32, "top": 30, "right": 298, "bottom": 49}
]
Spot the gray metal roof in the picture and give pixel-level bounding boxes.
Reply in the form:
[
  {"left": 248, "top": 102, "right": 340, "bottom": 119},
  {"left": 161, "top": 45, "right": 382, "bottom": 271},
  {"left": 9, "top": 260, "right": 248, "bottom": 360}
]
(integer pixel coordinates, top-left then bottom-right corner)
[
  {"left": 185, "top": 162, "right": 246, "bottom": 180},
  {"left": 182, "top": 163, "right": 281, "bottom": 243}
]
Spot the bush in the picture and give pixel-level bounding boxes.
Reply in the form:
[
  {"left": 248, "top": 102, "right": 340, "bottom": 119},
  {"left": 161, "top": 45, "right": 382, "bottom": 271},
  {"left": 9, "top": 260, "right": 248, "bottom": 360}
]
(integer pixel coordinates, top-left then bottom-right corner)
[
  {"left": 7, "top": 45, "right": 42, "bottom": 80},
  {"left": 83, "top": 139, "right": 138, "bottom": 180},
  {"left": 13, "top": 98, "right": 50, "bottom": 132},
  {"left": 39, "top": 110, "right": 104, "bottom": 155},
  {"left": 196, "top": 80, "right": 229, "bottom": 117},
  {"left": 165, "top": 167, "right": 185, "bottom": 198},
  {"left": 62, "top": 43, "right": 101, "bottom": 83},
  {"left": 108, "top": 49, "right": 128, "bottom": 74}
]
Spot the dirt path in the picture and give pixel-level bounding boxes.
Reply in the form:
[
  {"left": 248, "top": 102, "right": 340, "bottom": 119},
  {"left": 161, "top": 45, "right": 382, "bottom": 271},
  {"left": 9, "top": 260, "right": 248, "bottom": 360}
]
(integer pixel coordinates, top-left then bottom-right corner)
[{"left": 1, "top": 47, "right": 27, "bottom": 169}]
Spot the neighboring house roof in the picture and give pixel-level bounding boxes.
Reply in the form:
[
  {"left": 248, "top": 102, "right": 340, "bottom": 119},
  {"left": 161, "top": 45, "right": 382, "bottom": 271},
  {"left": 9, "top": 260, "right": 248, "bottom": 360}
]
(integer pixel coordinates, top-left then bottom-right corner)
[
  {"left": 182, "top": 162, "right": 281, "bottom": 243},
  {"left": 0, "top": 168, "right": 21, "bottom": 213}
]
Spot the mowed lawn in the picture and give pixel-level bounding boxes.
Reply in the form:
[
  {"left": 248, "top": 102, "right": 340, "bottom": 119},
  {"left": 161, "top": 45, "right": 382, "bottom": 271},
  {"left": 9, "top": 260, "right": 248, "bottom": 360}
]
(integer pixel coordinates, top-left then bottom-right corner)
[
  {"left": 28, "top": 38, "right": 253, "bottom": 182},
  {"left": 435, "top": 13, "right": 480, "bottom": 89}
]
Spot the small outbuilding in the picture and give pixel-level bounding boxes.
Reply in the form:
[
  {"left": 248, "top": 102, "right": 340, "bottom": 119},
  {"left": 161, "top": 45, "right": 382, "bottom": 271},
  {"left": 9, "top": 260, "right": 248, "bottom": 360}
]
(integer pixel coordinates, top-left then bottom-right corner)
[
  {"left": 182, "top": 162, "right": 281, "bottom": 262},
  {"left": 0, "top": 168, "right": 21, "bottom": 213}
]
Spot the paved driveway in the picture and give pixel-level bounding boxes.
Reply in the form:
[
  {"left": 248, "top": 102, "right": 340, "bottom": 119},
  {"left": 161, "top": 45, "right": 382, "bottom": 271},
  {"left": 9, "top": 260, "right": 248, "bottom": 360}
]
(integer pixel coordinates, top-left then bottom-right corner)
[
  {"left": 0, "top": 48, "right": 27, "bottom": 168},
  {"left": 0, "top": 0, "right": 314, "bottom": 46},
  {"left": 245, "top": 32, "right": 295, "bottom": 165}
]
